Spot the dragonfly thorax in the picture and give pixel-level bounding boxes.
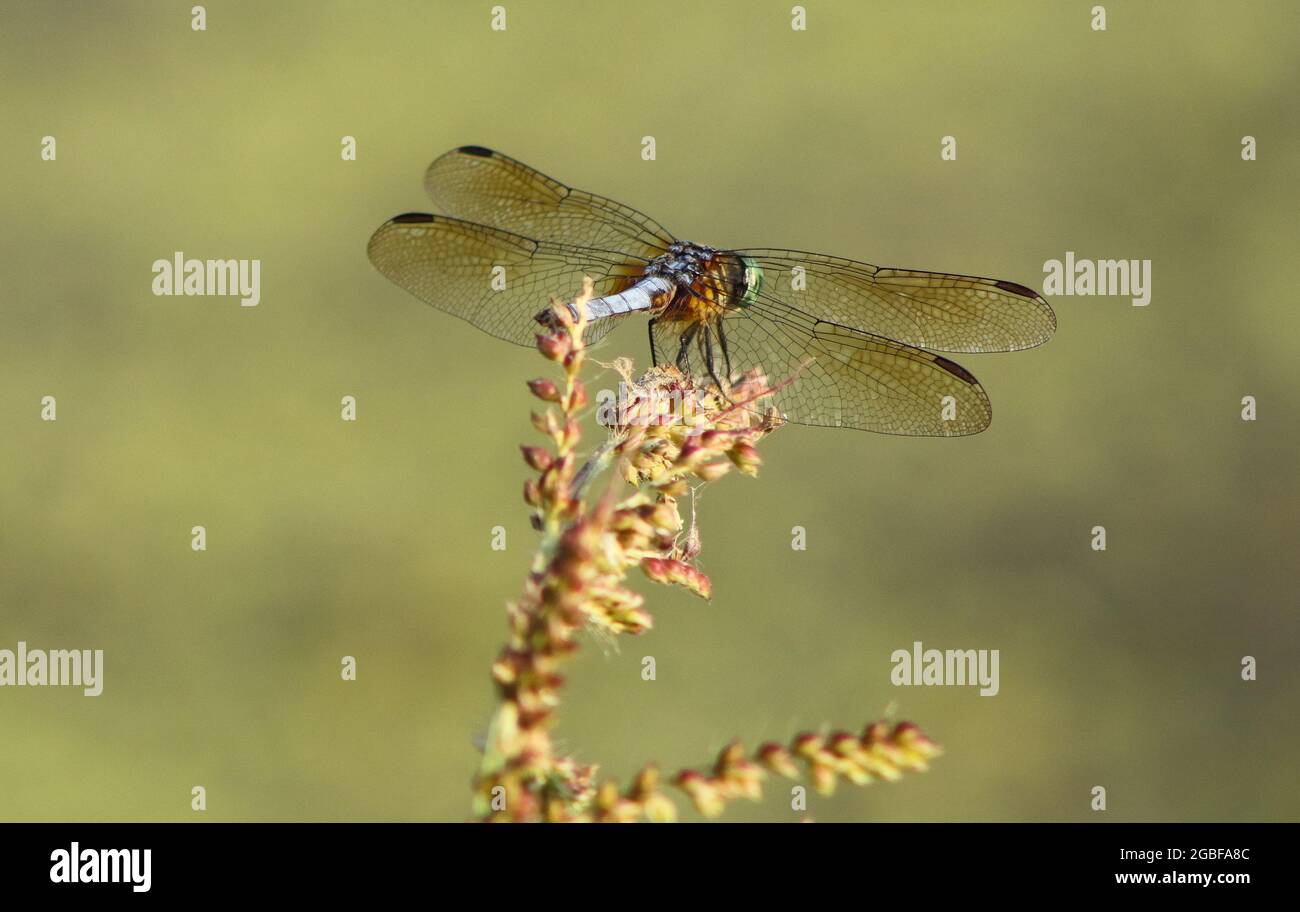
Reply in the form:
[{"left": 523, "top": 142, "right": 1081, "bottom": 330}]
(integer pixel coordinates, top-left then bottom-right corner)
[
  {"left": 543, "top": 240, "right": 761, "bottom": 330},
  {"left": 638, "top": 241, "right": 756, "bottom": 325},
  {"left": 644, "top": 242, "right": 718, "bottom": 287}
]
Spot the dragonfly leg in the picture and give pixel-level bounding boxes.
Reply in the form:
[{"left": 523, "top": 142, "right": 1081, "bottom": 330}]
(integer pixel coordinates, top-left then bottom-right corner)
[
  {"left": 675, "top": 323, "right": 699, "bottom": 373},
  {"left": 701, "top": 326, "right": 731, "bottom": 400},
  {"left": 647, "top": 317, "right": 659, "bottom": 367},
  {"left": 715, "top": 317, "right": 734, "bottom": 381}
]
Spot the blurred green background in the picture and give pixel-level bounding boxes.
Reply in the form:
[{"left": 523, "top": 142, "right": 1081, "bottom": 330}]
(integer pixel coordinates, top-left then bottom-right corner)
[{"left": 2, "top": 1, "right": 1297, "bottom": 822}]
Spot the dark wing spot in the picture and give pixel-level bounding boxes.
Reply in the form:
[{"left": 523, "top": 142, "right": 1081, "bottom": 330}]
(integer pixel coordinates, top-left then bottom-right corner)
[
  {"left": 995, "top": 279, "right": 1041, "bottom": 299},
  {"left": 391, "top": 212, "right": 435, "bottom": 224},
  {"left": 457, "top": 145, "right": 494, "bottom": 157},
  {"left": 932, "top": 354, "right": 979, "bottom": 385}
]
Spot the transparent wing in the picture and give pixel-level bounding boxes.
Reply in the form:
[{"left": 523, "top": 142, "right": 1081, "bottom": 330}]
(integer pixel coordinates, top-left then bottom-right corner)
[
  {"left": 424, "top": 146, "right": 677, "bottom": 261},
  {"left": 654, "top": 294, "right": 992, "bottom": 436},
  {"left": 367, "top": 213, "right": 645, "bottom": 347},
  {"left": 731, "top": 249, "right": 1055, "bottom": 353}
]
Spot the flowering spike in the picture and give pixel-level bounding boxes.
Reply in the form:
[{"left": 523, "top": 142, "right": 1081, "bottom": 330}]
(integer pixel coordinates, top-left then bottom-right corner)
[{"left": 473, "top": 284, "right": 938, "bottom": 822}]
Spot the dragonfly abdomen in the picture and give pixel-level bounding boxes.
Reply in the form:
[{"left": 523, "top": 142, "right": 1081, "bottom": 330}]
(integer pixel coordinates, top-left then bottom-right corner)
[{"left": 586, "top": 276, "right": 674, "bottom": 321}]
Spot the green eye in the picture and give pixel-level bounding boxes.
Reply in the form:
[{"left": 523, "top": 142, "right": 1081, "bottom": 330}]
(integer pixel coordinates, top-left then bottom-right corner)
[{"left": 739, "top": 257, "right": 764, "bottom": 309}]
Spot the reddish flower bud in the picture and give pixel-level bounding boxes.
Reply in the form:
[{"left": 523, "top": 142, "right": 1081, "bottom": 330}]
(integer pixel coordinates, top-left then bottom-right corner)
[
  {"left": 792, "top": 732, "right": 824, "bottom": 758},
  {"left": 535, "top": 333, "right": 569, "bottom": 362},
  {"left": 531, "top": 411, "right": 558, "bottom": 435},
  {"left": 523, "top": 478, "right": 542, "bottom": 506},
  {"left": 695, "top": 460, "right": 731, "bottom": 482},
  {"left": 727, "top": 442, "right": 762, "bottom": 473},
  {"left": 677, "top": 437, "right": 704, "bottom": 462},
  {"left": 757, "top": 743, "right": 801, "bottom": 780},
  {"left": 527, "top": 378, "right": 562, "bottom": 403},
  {"left": 520, "top": 446, "right": 553, "bottom": 472},
  {"left": 566, "top": 379, "right": 588, "bottom": 411},
  {"left": 658, "top": 478, "right": 689, "bottom": 497},
  {"left": 640, "top": 557, "right": 712, "bottom": 600}
]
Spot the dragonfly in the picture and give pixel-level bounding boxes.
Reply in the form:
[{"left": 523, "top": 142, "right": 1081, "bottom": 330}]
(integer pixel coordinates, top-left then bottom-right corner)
[{"left": 367, "top": 146, "right": 1056, "bottom": 435}]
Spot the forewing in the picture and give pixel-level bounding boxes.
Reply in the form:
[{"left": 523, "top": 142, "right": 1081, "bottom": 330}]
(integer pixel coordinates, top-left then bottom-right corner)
[
  {"left": 367, "top": 213, "right": 644, "bottom": 347},
  {"left": 424, "top": 146, "right": 676, "bottom": 260},
  {"left": 732, "top": 249, "right": 1055, "bottom": 353}
]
